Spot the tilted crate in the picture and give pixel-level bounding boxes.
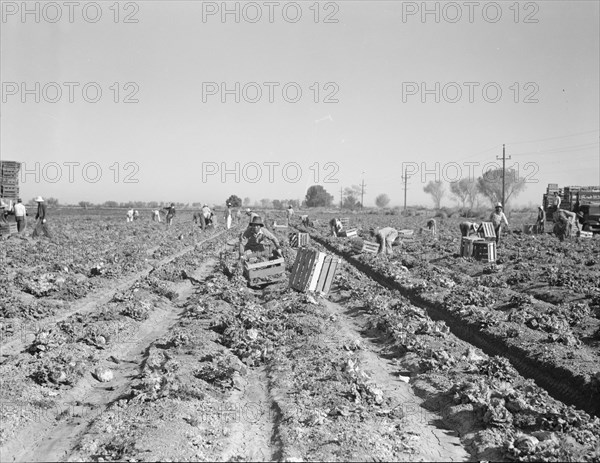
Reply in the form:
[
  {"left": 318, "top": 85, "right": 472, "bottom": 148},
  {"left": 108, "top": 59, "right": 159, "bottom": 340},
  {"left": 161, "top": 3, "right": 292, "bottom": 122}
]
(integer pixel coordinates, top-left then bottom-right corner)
[
  {"left": 460, "top": 236, "right": 484, "bottom": 258},
  {"left": 288, "top": 232, "right": 310, "bottom": 248},
  {"left": 478, "top": 222, "right": 496, "bottom": 240},
  {"left": 339, "top": 228, "right": 357, "bottom": 238},
  {"left": 578, "top": 230, "right": 593, "bottom": 239},
  {"left": 272, "top": 220, "right": 288, "bottom": 229},
  {"left": 473, "top": 241, "right": 497, "bottom": 262},
  {"left": 289, "top": 248, "right": 341, "bottom": 294},
  {"left": 243, "top": 257, "right": 286, "bottom": 286}
]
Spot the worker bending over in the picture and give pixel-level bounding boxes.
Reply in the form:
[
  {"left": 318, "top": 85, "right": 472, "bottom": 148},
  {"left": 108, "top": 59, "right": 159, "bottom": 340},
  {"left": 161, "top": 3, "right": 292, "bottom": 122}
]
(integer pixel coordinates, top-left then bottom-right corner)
[
  {"left": 370, "top": 227, "right": 399, "bottom": 256},
  {"left": 239, "top": 216, "right": 282, "bottom": 260},
  {"left": 459, "top": 221, "right": 478, "bottom": 237},
  {"left": 330, "top": 218, "right": 343, "bottom": 236},
  {"left": 536, "top": 206, "right": 545, "bottom": 234}
]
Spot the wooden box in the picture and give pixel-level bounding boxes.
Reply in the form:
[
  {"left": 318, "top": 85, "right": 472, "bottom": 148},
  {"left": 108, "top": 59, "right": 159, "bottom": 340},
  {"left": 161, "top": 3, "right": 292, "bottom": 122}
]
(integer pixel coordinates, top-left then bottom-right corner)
[
  {"left": 243, "top": 258, "right": 286, "bottom": 286},
  {"left": 473, "top": 241, "right": 497, "bottom": 262},
  {"left": 478, "top": 222, "right": 496, "bottom": 240},
  {"left": 339, "top": 228, "right": 357, "bottom": 238},
  {"left": 398, "top": 229, "right": 414, "bottom": 237},
  {"left": 0, "top": 222, "right": 18, "bottom": 236},
  {"left": 460, "top": 236, "right": 484, "bottom": 258},
  {"left": 272, "top": 220, "right": 288, "bottom": 229},
  {"left": 289, "top": 232, "right": 310, "bottom": 248},
  {"left": 578, "top": 230, "right": 593, "bottom": 239},
  {"left": 361, "top": 241, "right": 379, "bottom": 254},
  {"left": 289, "top": 248, "right": 341, "bottom": 294}
]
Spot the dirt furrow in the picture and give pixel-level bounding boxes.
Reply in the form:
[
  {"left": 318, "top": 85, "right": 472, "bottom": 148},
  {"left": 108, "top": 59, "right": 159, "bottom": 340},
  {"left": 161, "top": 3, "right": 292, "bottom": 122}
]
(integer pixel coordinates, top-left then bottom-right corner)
[
  {"left": 0, "top": 256, "right": 217, "bottom": 462},
  {"left": 321, "top": 299, "right": 469, "bottom": 462}
]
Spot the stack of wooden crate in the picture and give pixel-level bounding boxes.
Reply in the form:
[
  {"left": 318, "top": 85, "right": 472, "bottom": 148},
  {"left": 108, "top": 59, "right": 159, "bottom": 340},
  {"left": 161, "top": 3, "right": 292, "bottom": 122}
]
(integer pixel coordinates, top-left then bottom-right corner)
[
  {"left": 289, "top": 248, "right": 341, "bottom": 294},
  {"left": 0, "top": 161, "right": 20, "bottom": 200},
  {"left": 473, "top": 222, "right": 497, "bottom": 262}
]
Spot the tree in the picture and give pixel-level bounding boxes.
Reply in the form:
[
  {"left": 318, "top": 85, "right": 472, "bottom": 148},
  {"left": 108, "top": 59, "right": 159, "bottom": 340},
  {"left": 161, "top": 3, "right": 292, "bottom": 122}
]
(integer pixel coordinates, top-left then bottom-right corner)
[
  {"left": 449, "top": 179, "right": 469, "bottom": 208},
  {"left": 103, "top": 201, "right": 119, "bottom": 208},
  {"left": 305, "top": 185, "right": 334, "bottom": 207},
  {"left": 243, "top": 197, "right": 251, "bottom": 207},
  {"left": 375, "top": 194, "right": 390, "bottom": 208},
  {"left": 260, "top": 198, "right": 272, "bottom": 209},
  {"left": 79, "top": 201, "right": 93, "bottom": 208},
  {"left": 343, "top": 185, "right": 362, "bottom": 210},
  {"left": 476, "top": 168, "right": 526, "bottom": 208},
  {"left": 423, "top": 181, "right": 445, "bottom": 209},
  {"left": 272, "top": 200, "right": 283, "bottom": 209},
  {"left": 226, "top": 195, "right": 242, "bottom": 207}
]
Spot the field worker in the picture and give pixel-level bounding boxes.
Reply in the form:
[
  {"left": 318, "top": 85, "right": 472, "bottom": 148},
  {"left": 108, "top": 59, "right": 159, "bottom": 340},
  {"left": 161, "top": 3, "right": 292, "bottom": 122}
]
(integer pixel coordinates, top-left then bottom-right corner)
[
  {"left": 490, "top": 203, "right": 509, "bottom": 244},
  {"left": 152, "top": 210, "right": 161, "bottom": 222},
  {"left": 13, "top": 198, "right": 27, "bottom": 234},
  {"left": 370, "top": 227, "right": 399, "bottom": 256},
  {"left": 536, "top": 206, "right": 546, "bottom": 234},
  {"left": 133, "top": 210, "right": 139, "bottom": 221},
  {"left": 126, "top": 209, "right": 134, "bottom": 223},
  {"left": 225, "top": 203, "right": 233, "bottom": 230},
  {"left": 164, "top": 203, "right": 176, "bottom": 227},
  {"left": 301, "top": 215, "right": 310, "bottom": 227},
  {"left": 287, "top": 205, "right": 294, "bottom": 224},
  {"left": 552, "top": 192, "right": 562, "bottom": 215},
  {"left": 236, "top": 209, "right": 242, "bottom": 223},
  {"left": 32, "top": 196, "right": 51, "bottom": 239},
  {"left": 239, "top": 215, "right": 282, "bottom": 260},
  {"left": 0, "top": 201, "right": 8, "bottom": 224},
  {"left": 553, "top": 209, "right": 574, "bottom": 241},
  {"left": 459, "top": 221, "right": 478, "bottom": 237},
  {"left": 426, "top": 218, "right": 437, "bottom": 236},
  {"left": 330, "top": 218, "right": 343, "bottom": 236},
  {"left": 200, "top": 204, "right": 212, "bottom": 230}
]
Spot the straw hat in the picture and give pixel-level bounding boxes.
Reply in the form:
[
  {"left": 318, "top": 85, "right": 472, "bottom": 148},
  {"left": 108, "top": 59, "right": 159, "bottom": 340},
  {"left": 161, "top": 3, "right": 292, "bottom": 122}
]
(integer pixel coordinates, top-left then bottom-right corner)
[{"left": 35, "top": 196, "right": 44, "bottom": 202}]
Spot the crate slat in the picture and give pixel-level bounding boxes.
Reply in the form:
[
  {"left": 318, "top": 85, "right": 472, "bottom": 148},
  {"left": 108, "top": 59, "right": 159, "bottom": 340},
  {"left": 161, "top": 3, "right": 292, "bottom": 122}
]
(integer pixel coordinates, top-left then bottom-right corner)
[
  {"left": 473, "top": 241, "right": 497, "bottom": 262},
  {"left": 289, "top": 248, "right": 340, "bottom": 294},
  {"left": 478, "top": 222, "right": 496, "bottom": 240}
]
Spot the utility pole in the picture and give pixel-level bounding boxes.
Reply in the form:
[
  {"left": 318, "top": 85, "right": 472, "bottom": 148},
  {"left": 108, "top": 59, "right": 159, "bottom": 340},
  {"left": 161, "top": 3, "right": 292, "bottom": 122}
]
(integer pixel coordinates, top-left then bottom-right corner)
[
  {"left": 339, "top": 186, "right": 343, "bottom": 210},
  {"left": 360, "top": 173, "right": 366, "bottom": 209},
  {"left": 496, "top": 144, "right": 511, "bottom": 207},
  {"left": 403, "top": 168, "right": 408, "bottom": 212}
]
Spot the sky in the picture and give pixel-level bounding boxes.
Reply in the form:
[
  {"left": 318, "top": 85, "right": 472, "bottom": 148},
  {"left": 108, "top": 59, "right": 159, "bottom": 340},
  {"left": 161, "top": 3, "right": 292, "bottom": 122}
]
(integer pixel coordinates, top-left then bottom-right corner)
[{"left": 1, "top": 0, "right": 599, "bottom": 208}]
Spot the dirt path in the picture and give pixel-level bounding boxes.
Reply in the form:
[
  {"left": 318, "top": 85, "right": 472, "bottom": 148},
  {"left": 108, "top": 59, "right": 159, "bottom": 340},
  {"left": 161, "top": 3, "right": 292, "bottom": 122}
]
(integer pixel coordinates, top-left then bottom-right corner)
[
  {"left": 0, "top": 230, "right": 226, "bottom": 362},
  {"left": 321, "top": 299, "right": 469, "bottom": 462},
  {"left": 0, "top": 257, "right": 217, "bottom": 463},
  {"left": 219, "top": 367, "right": 281, "bottom": 462}
]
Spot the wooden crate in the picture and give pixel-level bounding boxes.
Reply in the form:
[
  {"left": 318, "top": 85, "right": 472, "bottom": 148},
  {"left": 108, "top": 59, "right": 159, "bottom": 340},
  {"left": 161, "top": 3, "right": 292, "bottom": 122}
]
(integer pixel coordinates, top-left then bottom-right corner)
[
  {"left": 289, "top": 232, "right": 310, "bottom": 248},
  {"left": 478, "top": 222, "right": 496, "bottom": 240},
  {"left": 460, "top": 236, "right": 484, "bottom": 258},
  {"left": 361, "top": 241, "right": 379, "bottom": 254},
  {"left": 0, "top": 223, "right": 18, "bottom": 236},
  {"left": 289, "top": 248, "right": 341, "bottom": 294},
  {"left": 339, "top": 228, "right": 357, "bottom": 238},
  {"left": 578, "top": 230, "right": 593, "bottom": 239},
  {"left": 473, "top": 241, "right": 497, "bottom": 262},
  {"left": 243, "top": 258, "right": 285, "bottom": 286}
]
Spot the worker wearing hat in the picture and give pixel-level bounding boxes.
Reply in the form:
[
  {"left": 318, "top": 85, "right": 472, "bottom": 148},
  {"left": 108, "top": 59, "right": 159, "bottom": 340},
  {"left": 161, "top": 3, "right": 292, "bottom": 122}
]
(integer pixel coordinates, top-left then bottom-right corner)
[
  {"left": 164, "top": 203, "right": 176, "bottom": 227},
  {"left": 286, "top": 205, "right": 294, "bottom": 225},
  {"left": 489, "top": 203, "right": 509, "bottom": 244},
  {"left": 200, "top": 204, "right": 215, "bottom": 231},
  {"left": 239, "top": 215, "right": 282, "bottom": 260},
  {"left": 535, "top": 206, "right": 546, "bottom": 234},
  {"left": 32, "top": 196, "right": 51, "bottom": 238},
  {"left": 13, "top": 198, "right": 27, "bottom": 233},
  {"left": 370, "top": 226, "right": 399, "bottom": 256},
  {"left": 330, "top": 217, "right": 344, "bottom": 237}
]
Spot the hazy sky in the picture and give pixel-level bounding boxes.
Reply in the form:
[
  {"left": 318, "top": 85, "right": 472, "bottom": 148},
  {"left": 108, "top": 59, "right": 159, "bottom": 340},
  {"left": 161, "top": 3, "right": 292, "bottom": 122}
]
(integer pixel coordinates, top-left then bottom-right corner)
[{"left": 1, "top": 1, "right": 599, "bottom": 207}]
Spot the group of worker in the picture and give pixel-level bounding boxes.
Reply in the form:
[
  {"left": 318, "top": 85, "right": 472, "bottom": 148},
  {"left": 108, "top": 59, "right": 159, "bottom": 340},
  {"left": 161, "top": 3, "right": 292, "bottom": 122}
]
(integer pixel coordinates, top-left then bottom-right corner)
[
  {"left": 0, "top": 196, "right": 50, "bottom": 238},
  {"left": 548, "top": 192, "right": 585, "bottom": 240}
]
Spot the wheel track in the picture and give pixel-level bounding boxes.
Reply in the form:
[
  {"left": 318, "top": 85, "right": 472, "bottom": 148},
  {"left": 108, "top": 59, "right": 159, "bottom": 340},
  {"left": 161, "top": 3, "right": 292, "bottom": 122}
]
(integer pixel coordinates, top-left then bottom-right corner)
[{"left": 301, "top": 228, "right": 600, "bottom": 418}]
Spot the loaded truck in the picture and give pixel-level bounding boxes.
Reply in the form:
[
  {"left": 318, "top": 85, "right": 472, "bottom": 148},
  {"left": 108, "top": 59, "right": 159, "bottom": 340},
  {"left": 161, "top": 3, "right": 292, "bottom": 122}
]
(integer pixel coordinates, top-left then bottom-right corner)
[{"left": 543, "top": 183, "right": 600, "bottom": 233}]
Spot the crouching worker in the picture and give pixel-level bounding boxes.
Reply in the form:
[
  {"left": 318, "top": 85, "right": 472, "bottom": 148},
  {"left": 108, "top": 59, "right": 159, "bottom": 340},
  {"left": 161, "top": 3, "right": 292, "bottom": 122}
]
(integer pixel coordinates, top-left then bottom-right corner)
[
  {"left": 370, "top": 227, "right": 399, "bottom": 256},
  {"left": 239, "top": 216, "right": 283, "bottom": 260},
  {"left": 426, "top": 218, "right": 437, "bottom": 236},
  {"left": 459, "top": 221, "right": 478, "bottom": 237},
  {"left": 330, "top": 218, "right": 344, "bottom": 237}
]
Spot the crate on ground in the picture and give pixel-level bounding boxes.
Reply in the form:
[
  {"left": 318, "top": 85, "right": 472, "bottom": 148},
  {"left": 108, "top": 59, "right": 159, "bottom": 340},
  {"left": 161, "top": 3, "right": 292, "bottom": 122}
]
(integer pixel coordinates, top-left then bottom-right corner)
[
  {"left": 289, "top": 232, "right": 310, "bottom": 248},
  {"left": 477, "top": 222, "right": 496, "bottom": 240},
  {"left": 272, "top": 220, "right": 288, "bottom": 229},
  {"left": 0, "top": 223, "right": 18, "bottom": 236},
  {"left": 243, "top": 257, "right": 286, "bottom": 286},
  {"left": 473, "top": 241, "right": 497, "bottom": 262},
  {"left": 398, "top": 229, "right": 414, "bottom": 237},
  {"left": 460, "top": 236, "right": 484, "bottom": 258},
  {"left": 339, "top": 228, "right": 357, "bottom": 238},
  {"left": 289, "top": 248, "right": 341, "bottom": 294},
  {"left": 578, "top": 230, "right": 593, "bottom": 239},
  {"left": 352, "top": 239, "right": 379, "bottom": 254}
]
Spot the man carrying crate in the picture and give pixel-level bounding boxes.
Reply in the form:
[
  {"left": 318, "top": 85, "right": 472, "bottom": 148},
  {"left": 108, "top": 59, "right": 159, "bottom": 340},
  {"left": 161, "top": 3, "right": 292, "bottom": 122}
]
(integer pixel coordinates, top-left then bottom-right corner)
[
  {"left": 239, "top": 216, "right": 283, "bottom": 260},
  {"left": 370, "top": 227, "right": 399, "bottom": 256}
]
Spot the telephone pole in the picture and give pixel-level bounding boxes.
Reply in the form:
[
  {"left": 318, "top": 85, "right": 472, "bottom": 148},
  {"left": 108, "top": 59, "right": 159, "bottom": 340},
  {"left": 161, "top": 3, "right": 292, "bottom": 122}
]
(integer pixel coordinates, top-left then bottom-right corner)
[
  {"left": 402, "top": 168, "right": 409, "bottom": 212},
  {"left": 339, "top": 186, "right": 343, "bottom": 210},
  {"left": 360, "top": 172, "right": 366, "bottom": 209},
  {"left": 496, "top": 144, "right": 512, "bottom": 207}
]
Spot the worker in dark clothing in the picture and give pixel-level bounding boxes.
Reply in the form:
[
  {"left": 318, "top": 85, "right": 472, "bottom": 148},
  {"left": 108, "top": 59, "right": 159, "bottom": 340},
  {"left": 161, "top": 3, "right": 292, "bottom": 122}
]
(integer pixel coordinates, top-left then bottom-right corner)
[
  {"left": 239, "top": 216, "right": 282, "bottom": 260},
  {"left": 164, "top": 203, "right": 176, "bottom": 227},
  {"left": 32, "top": 196, "right": 51, "bottom": 238},
  {"left": 330, "top": 218, "right": 343, "bottom": 237},
  {"left": 536, "top": 206, "right": 546, "bottom": 234}
]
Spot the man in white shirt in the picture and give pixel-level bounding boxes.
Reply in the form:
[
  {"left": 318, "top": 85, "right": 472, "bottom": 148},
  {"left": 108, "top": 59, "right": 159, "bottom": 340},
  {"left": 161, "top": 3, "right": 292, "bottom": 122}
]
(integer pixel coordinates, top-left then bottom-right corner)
[{"left": 13, "top": 198, "right": 27, "bottom": 234}]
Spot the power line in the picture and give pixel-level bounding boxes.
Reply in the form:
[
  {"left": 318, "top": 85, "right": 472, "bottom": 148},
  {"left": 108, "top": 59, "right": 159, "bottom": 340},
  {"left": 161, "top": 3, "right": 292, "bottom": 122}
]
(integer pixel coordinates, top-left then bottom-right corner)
[
  {"left": 511, "top": 142, "right": 599, "bottom": 156},
  {"left": 507, "top": 129, "right": 599, "bottom": 146}
]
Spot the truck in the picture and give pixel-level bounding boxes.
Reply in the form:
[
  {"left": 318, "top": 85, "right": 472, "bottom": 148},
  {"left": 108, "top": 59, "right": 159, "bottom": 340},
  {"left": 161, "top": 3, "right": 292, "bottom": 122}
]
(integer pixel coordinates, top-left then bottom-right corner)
[{"left": 543, "top": 183, "right": 600, "bottom": 233}]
